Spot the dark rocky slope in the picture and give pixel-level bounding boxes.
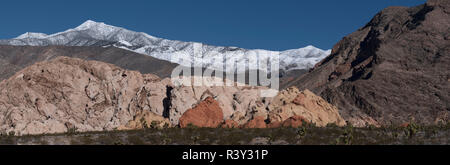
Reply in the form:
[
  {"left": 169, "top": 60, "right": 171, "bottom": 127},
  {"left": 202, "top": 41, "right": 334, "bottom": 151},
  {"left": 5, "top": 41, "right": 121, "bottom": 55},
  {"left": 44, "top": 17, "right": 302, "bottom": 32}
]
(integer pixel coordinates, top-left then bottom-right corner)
[{"left": 288, "top": 0, "right": 450, "bottom": 126}]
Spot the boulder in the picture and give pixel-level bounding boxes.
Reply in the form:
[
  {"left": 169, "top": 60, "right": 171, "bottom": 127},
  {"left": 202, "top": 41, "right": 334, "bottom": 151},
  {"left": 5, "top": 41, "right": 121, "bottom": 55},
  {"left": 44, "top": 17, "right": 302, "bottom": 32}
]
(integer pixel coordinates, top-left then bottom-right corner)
[
  {"left": 241, "top": 116, "right": 267, "bottom": 128},
  {"left": 179, "top": 97, "right": 224, "bottom": 128},
  {"left": 281, "top": 115, "right": 308, "bottom": 128},
  {"left": 117, "top": 110, "right": 171, "bottom": 130},
  {"left": 268, "top": 87, "right": 346, "bottom": 127},
  {"left": 167, "top": 79, "right": 268, "bottom": 125},
  {"left": 0, "top": 57, "right": 169, "bottom": 135}
]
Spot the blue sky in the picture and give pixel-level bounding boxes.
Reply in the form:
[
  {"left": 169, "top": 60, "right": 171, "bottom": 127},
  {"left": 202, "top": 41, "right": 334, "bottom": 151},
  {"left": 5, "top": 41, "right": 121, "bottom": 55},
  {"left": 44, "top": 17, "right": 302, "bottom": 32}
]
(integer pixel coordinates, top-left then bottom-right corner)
[{"left": 0, "top": 0, "right": 425, "bottom": 50}]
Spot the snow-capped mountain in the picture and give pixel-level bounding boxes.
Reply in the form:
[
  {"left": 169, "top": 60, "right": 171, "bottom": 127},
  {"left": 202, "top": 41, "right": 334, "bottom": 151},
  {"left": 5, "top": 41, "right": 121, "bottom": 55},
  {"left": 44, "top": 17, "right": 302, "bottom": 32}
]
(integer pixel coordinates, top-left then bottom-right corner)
[{"left": 0, "top": 20, "right": 330, "bottom": 72}]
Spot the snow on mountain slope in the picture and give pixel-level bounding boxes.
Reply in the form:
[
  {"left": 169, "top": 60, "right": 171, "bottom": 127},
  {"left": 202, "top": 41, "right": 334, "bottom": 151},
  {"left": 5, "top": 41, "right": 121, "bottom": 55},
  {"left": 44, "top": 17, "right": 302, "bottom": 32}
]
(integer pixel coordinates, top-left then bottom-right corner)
[
  {"left": 0, "top": 20, "right": 330, "bottom": 72},
  {"left": 15, "top": 32, "right": 48, "bottom": 39}
]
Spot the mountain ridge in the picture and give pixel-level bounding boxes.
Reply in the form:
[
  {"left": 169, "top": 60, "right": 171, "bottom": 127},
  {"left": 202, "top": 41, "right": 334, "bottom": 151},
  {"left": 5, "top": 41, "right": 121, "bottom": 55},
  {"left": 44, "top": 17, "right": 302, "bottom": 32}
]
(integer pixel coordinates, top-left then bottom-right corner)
[{"left": 1, "top": 20, "right": 331, "bottom": 73}]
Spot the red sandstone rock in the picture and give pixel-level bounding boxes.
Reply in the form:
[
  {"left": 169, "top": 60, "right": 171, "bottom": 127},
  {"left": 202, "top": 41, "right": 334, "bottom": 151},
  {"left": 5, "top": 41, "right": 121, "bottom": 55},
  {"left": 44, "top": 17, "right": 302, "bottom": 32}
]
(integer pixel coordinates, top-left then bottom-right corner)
[
  {"left": 179, "top": 97, "right": 224, "bottom": 128},
  {"left": 268, "top": 87, "right": 347, "bottom": 127},
  {"left": 267, "top": 121, "right": 282, "bottom": 128},
  {"left": 292, "top": 93, "right": 306, "bottom": 106},
  {"left": 221, "top": 120, "right": 239, "bottom": 128},
  {"left": 282, "top": 115, "right": 308, "bottom": 128},
  {"left": 241, "top": 116, "right": 267, "bottom": 128}
]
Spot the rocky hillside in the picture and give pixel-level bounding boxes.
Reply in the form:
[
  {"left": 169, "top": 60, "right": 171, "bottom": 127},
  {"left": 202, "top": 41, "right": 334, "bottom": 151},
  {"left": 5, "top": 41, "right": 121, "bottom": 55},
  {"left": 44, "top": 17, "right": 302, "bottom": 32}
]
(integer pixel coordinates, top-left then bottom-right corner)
[
  {"left": 289, "top": 0, "right": 450, "bottom": 126},
  {"left": 0, "top": 57, "right": 344, "bottom": 135},
  {"left": 0, "top": 45, "right": 178, "bottom": 81}
]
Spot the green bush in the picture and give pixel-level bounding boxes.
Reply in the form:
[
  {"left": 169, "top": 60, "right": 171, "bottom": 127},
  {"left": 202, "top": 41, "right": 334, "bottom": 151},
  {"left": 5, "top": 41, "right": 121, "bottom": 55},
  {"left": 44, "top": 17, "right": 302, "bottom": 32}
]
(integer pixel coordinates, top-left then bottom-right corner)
[
  {"left": 67, "top": 127, "right": 78, "bottom": 135},
  {"left": 297, "top": 127, "right": 307, "bottom": 137},
  {"left": 150, "top": 121, "right": 158, "bottom": 128},
  {"left": 404, "top": 122, "right": 420, "bottom": 138},
  {"left": 337, "top": 123, "right": 354, "bottom": 145}
]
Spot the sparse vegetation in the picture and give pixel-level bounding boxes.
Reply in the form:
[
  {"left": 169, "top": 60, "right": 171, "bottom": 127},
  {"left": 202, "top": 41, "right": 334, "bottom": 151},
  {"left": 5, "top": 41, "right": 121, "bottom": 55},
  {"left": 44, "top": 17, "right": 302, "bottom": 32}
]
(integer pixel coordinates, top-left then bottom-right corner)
[
  {"left": 404, "top": 122, "right": 420, "bottom": 138},
  {"left": 337, "top": 123, "right": 354, "bottom": 145},
  {"left": 66, "top": 127, "right": 78, "bottom": 135},
  {"left": 0, "top": 124, "right": 449, "bottom": 145},
  {"left": 297, "top": 127, "right": 307, "bottom": 138}
]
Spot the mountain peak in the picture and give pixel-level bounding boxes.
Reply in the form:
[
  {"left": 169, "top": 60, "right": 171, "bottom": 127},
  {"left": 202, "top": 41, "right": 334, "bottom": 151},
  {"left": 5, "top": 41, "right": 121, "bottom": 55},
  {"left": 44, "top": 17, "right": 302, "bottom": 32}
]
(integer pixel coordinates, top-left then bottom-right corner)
[
  {"left": 304, "top": 45, "right": 317, "bottom": 49},
  {"left": 75, "top": 20, "right": 110, "bottom": 30}
]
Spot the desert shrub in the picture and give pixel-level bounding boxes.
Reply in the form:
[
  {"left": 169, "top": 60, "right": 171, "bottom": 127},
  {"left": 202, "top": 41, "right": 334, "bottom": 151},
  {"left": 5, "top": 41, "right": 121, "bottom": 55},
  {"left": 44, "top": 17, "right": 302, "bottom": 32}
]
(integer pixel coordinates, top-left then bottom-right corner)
[
  {"left": 186, "top": 123, "right": 198, "bottom": 129},
  {"left": 336, "top": 123, "right": 354, "bottom": 145},
  {"left": 150, "top": 121, "right": 158, "bottom": 128},
  {"left": 161, "top": 133, "right": 172, "bottom": 145},
  {"left": 304, "top": 121, "right": 317, "bottom": 128},
  {"left": 404, "top": 122, "right": 420, "bottom": 138},
  {"left": 367, "top": 124, "right": 376, "bottom": 130},
  {"left": 140, "top": 118, "right": 148, "bottom": 129},
  {"left": 66, "top": 127, "right": 78, "bottom": 135},
  {"left": 297, "top": 127, "right": 307, "bottom": 138},
  {"left": 326, "top": 123, "right": 338, "bottom": 128},
  {"left": 190, "top": 135, "right": 200, "bottom": 144},
  {"left": 266, "top": 133, "right": 276, "bottom": 145},
  {"left": 163, "top": 123, "right": 170, "bottom": 129}
]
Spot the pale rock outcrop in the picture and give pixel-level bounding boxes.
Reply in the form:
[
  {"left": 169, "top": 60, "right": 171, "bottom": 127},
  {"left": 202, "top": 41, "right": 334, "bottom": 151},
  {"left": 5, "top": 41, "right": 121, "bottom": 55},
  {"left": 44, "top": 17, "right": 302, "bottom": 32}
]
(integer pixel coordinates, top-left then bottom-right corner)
[
  {"left": 0, "top": 57, "right": 168, "bottom": 135},
  {"left": 129, "top": 77, "right": 171, "bottom": 117},
  {"left": 281, "top": 115, "right": 308, "bottom": 128},
  {"left": 267, "top": 87, "right": 346, "bottom": 127},
  {"left": 229, "top": 90, "right": 269, "bottom": 125},
  {"left": 117, "top": 110, "right": 171, "bottom": 130},
  {"left": 167, "top": 79, "right": 268, "bottom": 125}
]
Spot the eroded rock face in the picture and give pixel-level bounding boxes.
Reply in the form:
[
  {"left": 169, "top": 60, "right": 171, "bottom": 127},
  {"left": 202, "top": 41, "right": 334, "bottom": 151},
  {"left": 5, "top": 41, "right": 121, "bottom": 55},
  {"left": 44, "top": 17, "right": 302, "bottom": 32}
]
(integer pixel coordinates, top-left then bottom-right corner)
[
  {"left": 167, "top": 81, "right": 268, "bottom": 125},
  {"left": 267, "top": 87, "right": 346, "bottom": 127},
  {"left": 0, "top": 57, "right": 351, "bottom": 135},
  {"left": 0, "top": 57, "right": 270, "bottom": 135},
  {"left": 230, "top": 87, "right": 346, "bottom": 128},
  {"left": 0, "top": 57, "right": 169, "bottom": 135},
  {"left": 178, "top": 97, "right": 224, "bottom": 128}
]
